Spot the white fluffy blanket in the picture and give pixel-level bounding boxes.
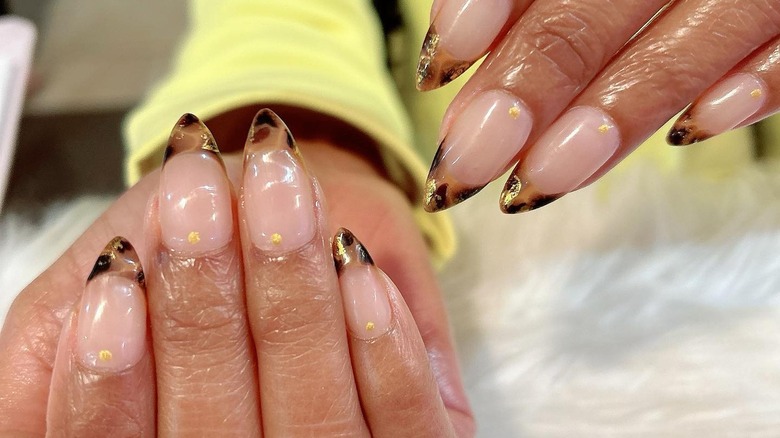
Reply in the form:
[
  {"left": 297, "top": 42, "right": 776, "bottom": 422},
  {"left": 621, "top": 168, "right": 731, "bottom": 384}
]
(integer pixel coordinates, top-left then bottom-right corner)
[{"left": 2, "top": 164, "right": 780, "bottom": 437}]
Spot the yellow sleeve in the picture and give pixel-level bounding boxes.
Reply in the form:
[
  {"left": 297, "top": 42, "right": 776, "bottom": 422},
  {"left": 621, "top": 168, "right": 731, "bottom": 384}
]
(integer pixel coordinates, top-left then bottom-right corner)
[{"left": 124, "top": 0, "right": 455, "bottom": 267}]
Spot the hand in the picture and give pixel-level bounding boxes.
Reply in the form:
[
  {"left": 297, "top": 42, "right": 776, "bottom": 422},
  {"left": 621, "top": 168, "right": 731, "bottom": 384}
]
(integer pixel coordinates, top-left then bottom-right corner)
[
  {"left": 0, "top": 111, "right": 475, "bottom": 436},
  {"left": 416, "top": 0, "right": 780, "bottom": 212}
]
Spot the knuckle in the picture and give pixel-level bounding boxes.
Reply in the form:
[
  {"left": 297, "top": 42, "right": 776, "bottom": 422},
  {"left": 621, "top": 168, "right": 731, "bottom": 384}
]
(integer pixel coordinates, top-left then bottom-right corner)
[{"left": 526, "top": 8, "right": 606, "bottom": 88}]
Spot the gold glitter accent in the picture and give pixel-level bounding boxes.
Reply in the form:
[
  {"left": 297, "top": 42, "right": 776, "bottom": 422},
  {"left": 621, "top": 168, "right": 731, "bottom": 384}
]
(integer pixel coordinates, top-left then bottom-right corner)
[
  {"left": 425, "top": 179, "right": 437, "bottom": 207},
  {"left": 598, "top": 124, "right": 611, "bottom": 134},
  {"left": 501, "top": 175, "right": 523, "bottom": 207},
  {"left": 751, "top": 88, "right": 762, "bottom": 98},
  {"left": 509, "top": 105, "right": 521, "bottom": 119},
  {"left": 98, "top": 350, "right": 113, "bottom": 362},
  {"left": 271, "top": 233, "right": 283, "bottom": 245},
  {"left": 366, "top": 322, "right": 375, "bottom": 331},
  {"left": 187, "top": 231, "right": 201, "bottom": 244}
]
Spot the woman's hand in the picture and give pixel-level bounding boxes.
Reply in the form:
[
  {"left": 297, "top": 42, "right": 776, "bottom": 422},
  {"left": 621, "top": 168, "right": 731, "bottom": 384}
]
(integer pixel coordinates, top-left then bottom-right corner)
[
  {"left": 0, "top": 111, "right": 474, "bottom": 436},
  {"left": 417, "top": 0, "right": 780, "bottom": 212}
]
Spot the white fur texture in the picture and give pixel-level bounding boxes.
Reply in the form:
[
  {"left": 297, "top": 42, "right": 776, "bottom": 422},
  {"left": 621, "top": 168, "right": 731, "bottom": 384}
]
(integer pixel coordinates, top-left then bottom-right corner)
[{"left": 2, "top": 164, "right": 780, "bottom": 437}]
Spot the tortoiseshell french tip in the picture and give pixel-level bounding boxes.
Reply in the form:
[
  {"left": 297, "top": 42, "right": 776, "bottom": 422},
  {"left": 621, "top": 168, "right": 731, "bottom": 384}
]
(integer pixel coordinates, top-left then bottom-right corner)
[
  {"left": 666, "top": 112, "right": 711, "bottom": 146},
  {"left": 332, "top": 228, "right": 374, "bottom": 274},
  {"left": 247, "top": 108, "right": 297, "bottom": 151},
  {"left": 499, "top": 173, "right": 562, "bottom": 214},
  {"left": 423, "top": 140, "right": 484, "bottom": 212},
  {"left": 87, "top": 236, "right": 145, "bottom": 287},
  {"left": 416, "top": 25, "right": 472, "bottom": 91},
  {"left": 163, "top": 113, "right": 221, "bottom": 165}
]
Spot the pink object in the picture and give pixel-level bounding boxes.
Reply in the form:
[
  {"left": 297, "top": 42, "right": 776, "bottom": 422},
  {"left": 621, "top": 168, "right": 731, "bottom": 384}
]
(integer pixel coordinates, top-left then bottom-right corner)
[
  {"left": 338, "top": 265, "right": 393, "bottom": 340},
  {"left": 0, "top": 17, "right": 36, "bottom": 213},
  {"left": 442, "top": 89, "right": 533, "bottom": 186},
  {"left": 524, "top": 106, "right": 620, "bottom": 195},
  {"left": 243, "top": 145, "right": 316, "bottom": 253},
  {"left": 76, "top": 275, "right": 147, "bottom": 372},
  {"left": 435, "top": 0, "right": 512, "bottom": 60},
  {"left": 159, "top": 151, "right": 233, "bottom": 254},
  {"left": 690, "top": 73, "right": 767, "bottom": 135}
]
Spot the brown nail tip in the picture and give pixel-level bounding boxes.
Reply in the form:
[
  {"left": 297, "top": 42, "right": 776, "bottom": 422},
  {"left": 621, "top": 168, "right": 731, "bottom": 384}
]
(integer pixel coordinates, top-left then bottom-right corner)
[
  {"left": 87, "top": 236, "right": 145, "bottom": 287},
  {"left": 423, "top": 177, "right": 483, "bottom": 213},
  {"left": 332, "top": 228, "right": 374, "bottom": 274},
  {"left": 499, "top": 175, "right": 561, "bottom": 214},
  {"left": 164, "top": 113, "right": 220, "bottom": 164},
  {"left": 666, "top": 113, "right": 712, "bottom": 146},
  {"left": 248, "top": 109, "right": 297, "bottom": 150},
  {"left": 416, "top": 25, "right": 471, "bottom": 91}
]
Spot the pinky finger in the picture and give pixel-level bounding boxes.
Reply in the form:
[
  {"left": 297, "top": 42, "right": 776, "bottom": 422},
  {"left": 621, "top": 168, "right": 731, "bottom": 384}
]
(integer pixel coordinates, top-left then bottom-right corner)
[
  {"left": 46, "top": 237, "right": 155, "bottom": 438},
  {"left": 332, "top": 229, "right": 458, "bottom": 438},
  {"left": 668, "top": 37, "right": 780, "bottom": 145}
]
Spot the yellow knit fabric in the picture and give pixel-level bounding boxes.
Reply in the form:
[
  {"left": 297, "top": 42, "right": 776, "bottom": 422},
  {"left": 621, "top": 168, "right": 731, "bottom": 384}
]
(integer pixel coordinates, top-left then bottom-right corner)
[{"left": 125, "top": 0, "right": 779, "bottom": 267}]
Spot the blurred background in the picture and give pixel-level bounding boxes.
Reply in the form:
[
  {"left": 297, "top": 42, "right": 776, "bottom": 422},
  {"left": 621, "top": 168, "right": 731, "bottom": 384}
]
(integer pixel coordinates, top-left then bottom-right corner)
[{"left": 5, "top": 0, "right": 187, "bottom": 217}]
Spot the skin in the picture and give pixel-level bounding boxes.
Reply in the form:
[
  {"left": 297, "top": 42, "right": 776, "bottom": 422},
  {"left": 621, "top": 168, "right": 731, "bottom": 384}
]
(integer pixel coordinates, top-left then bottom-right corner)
[{"left": 0, "top": 108, "right": 475, "bottom": 437}]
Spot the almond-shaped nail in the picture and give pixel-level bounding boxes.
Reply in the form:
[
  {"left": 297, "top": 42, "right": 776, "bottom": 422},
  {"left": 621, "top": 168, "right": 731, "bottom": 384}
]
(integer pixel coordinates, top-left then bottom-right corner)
[
  {"left": 160, "top": 113, "right": 233, "bottom": 254},
  {"left": 501, "top": 106, "right": 620, "bottom": 213},
  {"left": 243, "top": 109, "right": 316, "bottom": 252},
  {"left": 417, "top": 0, "right": 513, "bottom": 91},
  {"left": 425, "top": 90, "right": 533, "bottom": 212},
  {"left": 333, "top": 228, "right": 392, "bottom": 340},
  {"left": 77, "top": 237, "right": 147, "bottom": 372},
  {"left": 668, "top": 73, "right": 768, "bottom": 146}
]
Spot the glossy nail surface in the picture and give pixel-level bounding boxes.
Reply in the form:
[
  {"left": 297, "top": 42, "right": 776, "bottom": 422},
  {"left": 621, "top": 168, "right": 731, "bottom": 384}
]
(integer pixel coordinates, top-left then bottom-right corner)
[
  {"left": 160, "top": 114, "right": 233, "bottom": 254},
  {"left": 417, "top": 0, "right": 512, "bottom": 90},
  {"left": 77, "top": 237, "right": 146, "bottom": 372},
  {"left": 243, "top": 109, "right": 316, "bottom": 252},
  {"left": 668, "top": 73, "right": 767, "bottom": 145},
  {"left": 333, "top": 229, "right": 392, "bottom": 340},
  {"left": 501, "top": 106, "right": 620, "bottom": 213},
  {"left": 425, "top": 90, "right": 532, "bottom": 212}
]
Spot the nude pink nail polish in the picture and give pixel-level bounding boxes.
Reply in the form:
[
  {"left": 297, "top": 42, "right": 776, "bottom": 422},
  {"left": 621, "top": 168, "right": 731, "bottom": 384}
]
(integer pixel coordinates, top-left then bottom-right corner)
[
  {"left": 160, "top": 114, "right": 233, "bottom": 254},
  {"left": 668, "top": 73, "right": 768, "bottom": 145},
  {"left": 77, "top": 237, "right": 146, "bottom": 373},
  {"left": 418, "top": 0, "right": 512, "bottom": 90},
  {"left": 425, "top": 90, "right": 533, "bottom": 211},
  {"left": 333, "top": 229, "right": 392, "bottom": 340},
  {"left": 243, "top": 109, "right": 316, "bottom": 253},
  {"left": 524, "top": 106, "right": 620, "bottom": 195}
]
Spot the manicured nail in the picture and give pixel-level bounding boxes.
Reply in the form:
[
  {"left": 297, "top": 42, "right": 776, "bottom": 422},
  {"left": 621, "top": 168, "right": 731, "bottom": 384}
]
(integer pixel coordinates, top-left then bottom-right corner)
[
  {"left": 77, "top": 237, "right": 146, "bottom": 372},
  {"left": 501, "top": 106, "right": 620, "bottom": 213},
  {"left": 668, "top": 73, "right": 767, "bottom": 146},
  {"left": 243, "top": 109, "right": 316, "bottom": 252},
  {"left": 160, "top": 113, "right": 233, "bottom": 254},
  {"left": 332, "top": 228, "right": 393, "bottom": 340},
  {"left": 417, "top": 0, "right": 512, "bottom": 91},
  {"left": 425, "top": 90, "right": 532, "bottom": 212}
]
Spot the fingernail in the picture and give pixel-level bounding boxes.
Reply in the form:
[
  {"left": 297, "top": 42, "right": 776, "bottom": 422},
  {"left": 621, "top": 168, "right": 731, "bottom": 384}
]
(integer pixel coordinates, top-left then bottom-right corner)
[
  {"left": 243, "top": 109, "right": 316, "bottom": 252},
  {"left": 501, "top": 106, "right": 619, "bottom": 213},
  {"left": 332, "top": 228, "right": 393, "bottom": 340},
  {"left": 417, "top": 0, "right": 512, "bottom": 90},
  {"left": 77, "top": 237, "right": 147, "bottom": 372},
  {"left": 160, "top": 114, "right": 233, "bottom": 254},
  {"left": 668, "top": 73, "right": 767, "bottom": 146},
  {"left": 425, "top": 90, "right": 533, "bottom": 212}
]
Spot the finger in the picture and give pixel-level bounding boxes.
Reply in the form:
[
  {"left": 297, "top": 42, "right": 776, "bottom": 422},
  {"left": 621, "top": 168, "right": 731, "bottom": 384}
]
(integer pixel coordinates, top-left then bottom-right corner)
[
  {"left": 239, "top": 110, "right": 367, "bottom": 436},
  {"left": 46, "top": 237, "right": 154, "bottom": 438},
  {"left": 423, "top": 0, "right": 670, "bottom": 211},
  {"left": 668, "top": 36, "right": 780, "bottom": 145},
  {"left": 416, "top": 0, "right": 534, "bottom": 91},
  {"left": 332, "top": 229, "right": 456, "bottom": 437},
  {"left": 500, "top": 0, "right": 780, "bottom": 213},
  {"left": 145, "top": 115, "right": 261, "bottom": 435},
  {"left": 0, "top": 174, "right": 157, "bottom": 436}
]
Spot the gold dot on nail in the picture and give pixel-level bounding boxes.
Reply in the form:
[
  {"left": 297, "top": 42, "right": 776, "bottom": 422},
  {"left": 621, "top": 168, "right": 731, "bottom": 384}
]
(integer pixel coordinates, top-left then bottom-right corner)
[
  {"left": 509, "top": 105, "right": 521, "bottom": 119},
  {"left": 366, "top": 321, "right": 375, "bottom": 331},
  {"left": 598, "top": 124, "right": 611, "bottom": 134},
  {"left": 187, "top": 231, "right": 201, "bottom": 244},
  {"left": 98, "top": 350, "right": 113, "bottom": 362},
  {"left": 751, "top": 88, "right": 762, "bottom": 98},
  {"left": 271, "top": 233, "right": 283, "bottom": 245}
]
